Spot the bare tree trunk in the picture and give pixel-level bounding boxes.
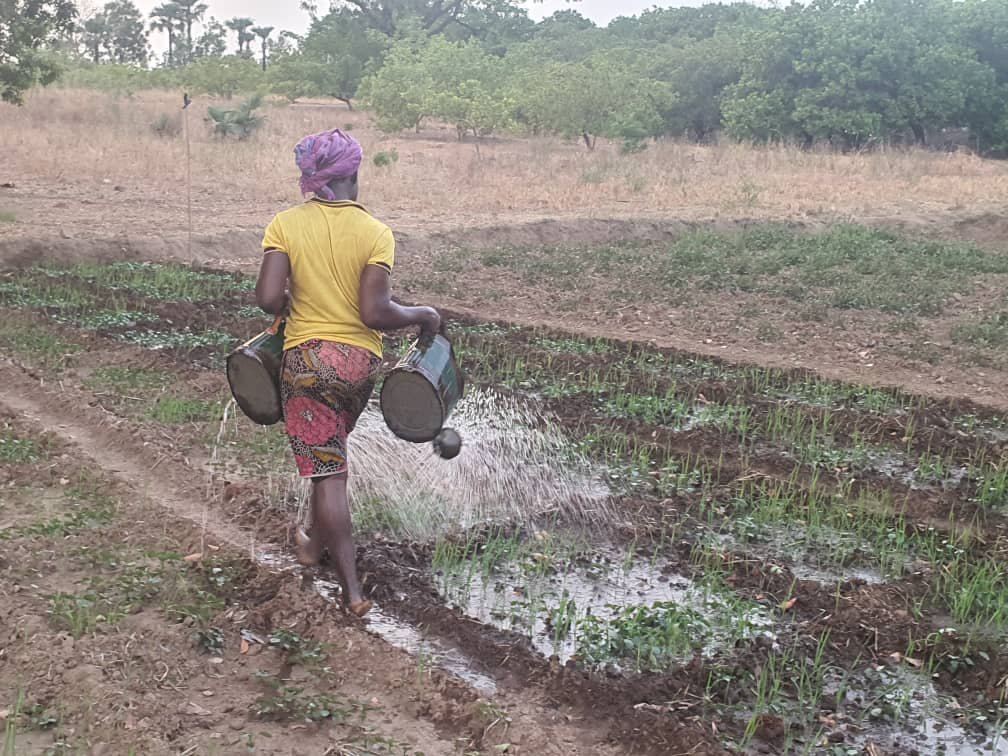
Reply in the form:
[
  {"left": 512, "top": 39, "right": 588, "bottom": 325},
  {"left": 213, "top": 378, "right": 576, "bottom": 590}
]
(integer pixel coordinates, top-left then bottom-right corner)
[{"left": 333, "top": 96, "right": 353, "bottom": 111}]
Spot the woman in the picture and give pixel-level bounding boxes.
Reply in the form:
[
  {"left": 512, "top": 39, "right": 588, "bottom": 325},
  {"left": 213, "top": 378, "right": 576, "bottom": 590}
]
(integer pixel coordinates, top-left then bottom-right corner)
[{"left": 255, "top": 129, "right": 440, "bottom": 618}]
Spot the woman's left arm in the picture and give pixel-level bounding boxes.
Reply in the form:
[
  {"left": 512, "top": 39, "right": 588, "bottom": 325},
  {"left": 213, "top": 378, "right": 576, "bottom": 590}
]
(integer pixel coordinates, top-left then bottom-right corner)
[{"left": 256, "top": 250, "right": 291, "bottom": 315}]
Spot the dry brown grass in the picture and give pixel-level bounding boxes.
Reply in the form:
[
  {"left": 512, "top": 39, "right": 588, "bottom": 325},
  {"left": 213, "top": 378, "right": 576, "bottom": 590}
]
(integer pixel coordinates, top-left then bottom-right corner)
[{"left": 1, "top": 88, "right": 1006, "bottom": 243}]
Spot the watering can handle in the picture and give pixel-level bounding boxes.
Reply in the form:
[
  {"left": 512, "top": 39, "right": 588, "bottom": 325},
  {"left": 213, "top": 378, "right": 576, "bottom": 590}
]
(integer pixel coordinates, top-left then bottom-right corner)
[{"left": 266, "top": 316, "right": 284, "bottom": 336}]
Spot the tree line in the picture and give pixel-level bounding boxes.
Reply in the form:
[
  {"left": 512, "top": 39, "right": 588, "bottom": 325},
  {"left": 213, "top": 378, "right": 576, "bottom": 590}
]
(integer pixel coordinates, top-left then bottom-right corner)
[{"left": 5, "top": 0, "right": 1008, "bottom": 155}]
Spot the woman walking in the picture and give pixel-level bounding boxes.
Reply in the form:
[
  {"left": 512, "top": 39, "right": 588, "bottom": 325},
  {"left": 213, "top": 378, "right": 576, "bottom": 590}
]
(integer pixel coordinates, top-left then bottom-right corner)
[{"left": 256, "top": 129, "right": 440, "bottom": 617}]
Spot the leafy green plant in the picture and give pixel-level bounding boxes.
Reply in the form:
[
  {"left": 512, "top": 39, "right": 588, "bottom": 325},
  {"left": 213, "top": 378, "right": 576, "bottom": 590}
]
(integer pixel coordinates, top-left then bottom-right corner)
[
  {"left": 578, "top": 602, "right": 712, "bottom": 672},
  {"left": 952, "top": 312, "right": 1008, "bottom": 349},
  {"left": 196, "top": 627, "right": 225, "bottom": 653},
  {"left": 254, "top": 684, "right": 365, "bottom": 723},
  {"left": 84, "top": 366, "right": 170, "bottom": 393},
  {"left": 268, "top": 629, "right": 326, "bottom": 664},
  {"left": 148, "top": 396, "right": 221, "bottom": 425},
  {"left": 372, "top": 149, "right": 399, "bottom": 167},
  {"left": 0, "top": 325, "right": 82, "bottom": 370},
  {"left": 0, "top": 432, "right": 42, "bottom": 464},
  {"left": 207, "top": 94, "right": 265, "bottom": 140}
]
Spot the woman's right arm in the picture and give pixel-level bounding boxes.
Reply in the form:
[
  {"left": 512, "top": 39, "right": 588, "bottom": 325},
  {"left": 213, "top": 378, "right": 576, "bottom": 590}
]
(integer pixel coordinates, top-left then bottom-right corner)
[{"left": 359, "top": 265, "right": 441, "bottom": 339}]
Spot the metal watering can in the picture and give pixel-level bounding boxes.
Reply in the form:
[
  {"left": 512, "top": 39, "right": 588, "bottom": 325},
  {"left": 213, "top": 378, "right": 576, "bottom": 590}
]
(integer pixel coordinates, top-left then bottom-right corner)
[
  {"left": 225, "top": 318, "right": 464, "bottom": 458},
  {"left": 226, "top": 316, "right": 285, "bottom": 426},
  {"left": 380, "top": 333, "right": 465, "bottom": 458}
]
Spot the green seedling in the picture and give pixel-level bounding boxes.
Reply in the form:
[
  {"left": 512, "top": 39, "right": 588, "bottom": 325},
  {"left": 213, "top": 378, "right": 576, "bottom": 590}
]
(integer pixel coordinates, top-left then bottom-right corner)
[
  {"left": 254, "top": 684, "right": 366, "bottom": 723},
  {"left": 196, "top": 627, "right": 225, "bottom": 653},
  {"left": 0, "top": 432, "right": 43, "bottom": 464},
  {"left": 148, "top": 396, "right": 221, "bottom": 425},
  {"left": 84, "top": 366, "right": 171, "bottom": 393},
  {"left": 268, "top": 629, "right": 326, "bottom": 665}
]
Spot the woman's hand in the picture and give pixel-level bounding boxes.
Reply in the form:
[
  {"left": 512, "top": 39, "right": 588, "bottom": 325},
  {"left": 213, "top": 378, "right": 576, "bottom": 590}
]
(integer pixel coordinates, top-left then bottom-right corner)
[{"left": 416, "top": 306, "right": 442, "bottom": 346}]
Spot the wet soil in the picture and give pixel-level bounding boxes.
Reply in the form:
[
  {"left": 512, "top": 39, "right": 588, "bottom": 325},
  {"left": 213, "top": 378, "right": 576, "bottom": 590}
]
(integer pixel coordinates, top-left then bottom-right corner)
[{"left": 2, "top": 259, "right": 1008, "bottom": 753}]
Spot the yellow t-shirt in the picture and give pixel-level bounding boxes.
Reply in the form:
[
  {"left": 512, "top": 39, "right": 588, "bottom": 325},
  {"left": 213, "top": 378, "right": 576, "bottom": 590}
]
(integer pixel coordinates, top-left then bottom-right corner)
[{"left": 262, "top": 200, "right": 395, "bottom": 357}]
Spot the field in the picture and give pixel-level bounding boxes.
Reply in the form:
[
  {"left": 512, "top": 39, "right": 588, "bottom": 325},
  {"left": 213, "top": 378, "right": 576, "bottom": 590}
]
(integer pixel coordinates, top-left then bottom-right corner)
[{"left": 1, "top": 90, "right": 1008, "bottom": 755}]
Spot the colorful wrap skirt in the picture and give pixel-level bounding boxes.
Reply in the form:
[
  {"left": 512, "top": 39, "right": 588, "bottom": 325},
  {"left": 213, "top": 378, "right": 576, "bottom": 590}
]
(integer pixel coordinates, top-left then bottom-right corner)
[{"left": 280, "top": 340, "right": 382, "bottom": 478}]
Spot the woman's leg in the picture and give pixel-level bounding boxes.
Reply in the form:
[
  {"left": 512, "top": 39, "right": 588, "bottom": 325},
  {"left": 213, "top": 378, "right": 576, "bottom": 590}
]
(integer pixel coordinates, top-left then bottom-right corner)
[{"left": 311, "top": 473, "right": 370, "bottom": 615}]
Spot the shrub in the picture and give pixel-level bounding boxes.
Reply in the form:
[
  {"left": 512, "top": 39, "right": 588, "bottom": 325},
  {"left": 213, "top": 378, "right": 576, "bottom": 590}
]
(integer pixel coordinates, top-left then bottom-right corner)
[
  {"left": 206, "top": 94, "right": 264, "bottom": 140},
  {"left": 372, "top": 149, "right": 399, "bottom": 168},
  {"left": 151, "top": 113, "right": 181, "bottom": 138}
]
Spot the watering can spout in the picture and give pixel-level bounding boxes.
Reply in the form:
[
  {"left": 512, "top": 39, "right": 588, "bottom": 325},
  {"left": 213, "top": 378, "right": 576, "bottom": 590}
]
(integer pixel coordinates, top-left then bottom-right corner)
[{"left": 380, "top": 334, "right": 465, "bottom": 448}]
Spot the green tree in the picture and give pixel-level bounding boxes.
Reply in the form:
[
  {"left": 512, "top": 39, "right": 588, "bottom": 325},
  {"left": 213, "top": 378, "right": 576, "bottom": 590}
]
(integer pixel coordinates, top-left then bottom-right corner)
[
  {"left": 510, "top": 49, "right": 670, "bottom": 148},
  {"left": 82, "top": 12, "right": 111, "bottom": 64},
  {"left": 103, "top": 0, "right": 148, "bottom": 65},
  {"left": 1, "top": 0, "right": 77, "bottom": 103},
  {"left": 194, "top": 16, "right": 227, "bottom": 59},
  {"left": 360, "top": 35, "right": 515, "bottom": 137},
  {"left": 179, "top": 54, "right": 262, "bottom": 97},
  {"left": 958, "top": 0, "right": 1008, "bottom": 154},
  {"left": 722, "top": 0, "right": 999, "bottom": 148},
  {"left": 300, "top": 7, "right": 389, "bottom": 100},
  {"left": 225, "top": 16, "right": 254, "bottom": 54},
  {"left": 174, "top": 0, "right": 207, "bottom": 64},
  {"left": 312, "top": 0, "right": 567, "bottom": 38},
  {"left": 251, "top": 25, "right": 274, "bottom": 71},
  {"left": 642, "top": 33, "right": 748, "bottom": 140},
  {"left": 357, "top": 35, "right": 433, "bottom": 131},
  {"left": 150, "top": 3, "right": 182, "bottom": 67},
  {"left": 417, "top": 36, "right": 512, "bottom": 138}
]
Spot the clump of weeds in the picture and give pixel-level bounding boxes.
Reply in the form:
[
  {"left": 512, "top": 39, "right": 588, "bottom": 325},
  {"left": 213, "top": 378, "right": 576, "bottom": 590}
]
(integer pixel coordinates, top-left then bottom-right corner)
[
  {"left": 254, "top": 679, "right": 367, "bottom": 723},
  {"left": 268, "top": 629, "right": 327, "bottom": 665}
]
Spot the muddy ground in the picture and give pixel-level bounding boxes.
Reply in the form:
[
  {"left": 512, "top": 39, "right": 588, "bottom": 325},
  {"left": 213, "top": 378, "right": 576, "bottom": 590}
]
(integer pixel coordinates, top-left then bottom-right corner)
[{"left": 1, "top": 258, "right": 1007, "bottom": 755}]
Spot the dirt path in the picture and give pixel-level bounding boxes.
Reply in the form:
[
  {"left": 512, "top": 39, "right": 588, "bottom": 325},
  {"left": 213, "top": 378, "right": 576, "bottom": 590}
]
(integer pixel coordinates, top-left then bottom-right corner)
[{"left": 0, "top": 361, "right": 632, "bottom": 755}]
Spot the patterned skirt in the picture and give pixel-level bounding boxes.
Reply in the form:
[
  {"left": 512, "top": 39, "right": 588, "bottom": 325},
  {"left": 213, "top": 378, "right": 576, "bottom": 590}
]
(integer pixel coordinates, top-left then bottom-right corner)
[{"left": 280, "top": 340, "right": 381, "bottom": 478}]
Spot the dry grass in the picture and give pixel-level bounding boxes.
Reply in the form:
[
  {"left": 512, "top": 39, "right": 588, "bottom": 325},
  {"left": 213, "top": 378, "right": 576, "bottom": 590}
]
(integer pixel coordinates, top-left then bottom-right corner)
[{"left": 1, "top": 88, "right": 1006, "bottom": 243}]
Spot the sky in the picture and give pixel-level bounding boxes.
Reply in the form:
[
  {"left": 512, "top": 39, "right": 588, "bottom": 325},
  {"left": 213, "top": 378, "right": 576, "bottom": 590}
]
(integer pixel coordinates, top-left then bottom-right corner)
[{"left": 114, "top": 1, "right": 690, "bottom": 54}]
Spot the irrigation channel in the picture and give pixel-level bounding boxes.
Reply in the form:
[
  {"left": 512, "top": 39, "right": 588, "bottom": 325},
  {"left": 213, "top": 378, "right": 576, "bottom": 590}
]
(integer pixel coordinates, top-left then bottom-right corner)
[{"left": 2, "top": 260, "right": 1008, "bottom": 754}]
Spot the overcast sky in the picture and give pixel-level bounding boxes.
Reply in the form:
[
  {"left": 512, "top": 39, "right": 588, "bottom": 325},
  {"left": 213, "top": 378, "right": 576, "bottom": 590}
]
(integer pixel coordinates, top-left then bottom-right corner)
[{"left": 117, "top": 1, "right": 692, "bottom": 54}]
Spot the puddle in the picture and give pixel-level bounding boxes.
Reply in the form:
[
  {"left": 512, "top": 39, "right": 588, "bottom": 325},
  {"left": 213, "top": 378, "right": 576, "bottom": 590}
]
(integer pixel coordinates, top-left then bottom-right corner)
[
  {"left": 312, "top": 578, "right": 497, "bottom": 695},
  {"left": 778, "top": 442, "right": 970, "bottom": 491},
  {"left": 435, "top": 542, "right": 775, "bottom": 668},
  {"left": 837, "top": 665, "right": 1008, "bottom": 755},
  {"left": 252, "top": 548, "right": 497, "bottom": 697},
  {"left": 788, "top": 562, "right": 886, "bottom": 586},
  {"left": 707, "top": 527, "right": 892, "bottom": 587}
]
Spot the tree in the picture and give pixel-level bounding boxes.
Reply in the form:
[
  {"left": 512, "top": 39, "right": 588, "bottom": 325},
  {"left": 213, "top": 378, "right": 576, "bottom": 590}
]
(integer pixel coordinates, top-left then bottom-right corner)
[
  {"left": 179, "top": 54, "right": 262, "bottom": 97},
  {"left": 300, "top": 7, "right": 389, "bottom": 100},
  {"left": 103, "top": 0, "right": 148, "bottom": 65},
  {"left": 360, "top": 35, "right": 514, "bottom": 138},
  {"left": 357, "top": 35, "right": 435, "bottom": 131},
  {"left": 194, "top": 16, "right": 227, "bottom": 59},
  {"left": 510, "top": 49, "right": 671, "bottom": 148},
  {"left": 174, "top": 0, "right": 207, "bottom": 64},
  {"left": 316, "top": 0, "right": 571, "bottom": 38},
  {"left": 251, "top": 25, "right": 274, "bottom": 71},
  {"left": 1, "top": 0, "right": 78, "bottom": 104},
  {"left": 82, "top": 12, "right": 111, "bottom": 63},
  {"left": 150, "top": 3, "right": 182, "bottom": 66},
  {"left": 225, "top": 16, "right": 254, "bottom": 54},
  {"left": 721, "top": 0, "right": 997, "bottom": 148},
  {"left": 643, "top": 33, "right": 748, "bottom": 140}
]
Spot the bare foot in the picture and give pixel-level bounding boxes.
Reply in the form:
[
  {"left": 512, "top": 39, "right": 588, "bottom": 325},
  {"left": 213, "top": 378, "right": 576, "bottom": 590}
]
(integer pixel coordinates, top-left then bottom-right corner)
[
  {"left": 294, "top": 528, "right": 323, "bottom": 567},
  {"left": 347, "top": 599, "right": 373, "bottom": 618}
]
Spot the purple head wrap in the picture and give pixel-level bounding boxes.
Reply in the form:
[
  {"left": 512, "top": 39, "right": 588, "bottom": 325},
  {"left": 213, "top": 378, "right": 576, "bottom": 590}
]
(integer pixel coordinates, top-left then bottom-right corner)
[{"left": 294, "top": 129, "right": 364, "bottom": 200}]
